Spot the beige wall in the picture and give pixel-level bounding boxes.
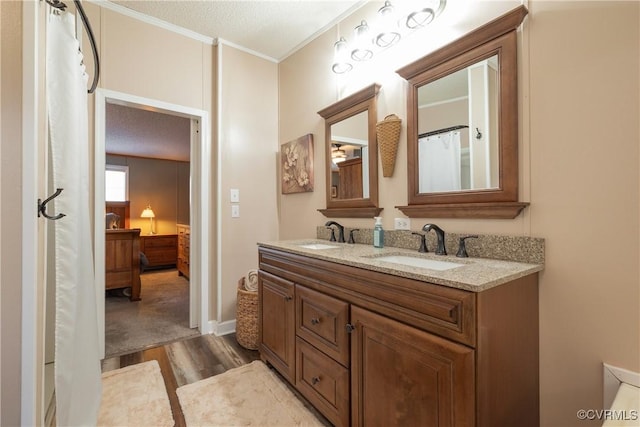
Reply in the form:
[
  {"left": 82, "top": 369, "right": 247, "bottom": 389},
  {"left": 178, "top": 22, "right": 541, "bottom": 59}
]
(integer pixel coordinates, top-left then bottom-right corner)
[
  {"left": 106, "top": 154, "right": 190, "bottom": 234},
  {"left": 219, "top": 44, "right": 279, "bottom": 322},
  {"left": 1, "top": 2, "right": 23, "bottom": 425},
  {"left": 278, "top": 1, "right": 639, "bottom": 426},
  {"left": 529, "top": 2, "right": 639, "bottom": 425},
  {"left": 84, "top": 0, "right": 217, "bottom": 311}
]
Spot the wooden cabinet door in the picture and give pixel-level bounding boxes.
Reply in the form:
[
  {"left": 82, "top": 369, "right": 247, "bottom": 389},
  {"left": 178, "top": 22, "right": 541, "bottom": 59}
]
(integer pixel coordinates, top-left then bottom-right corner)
[
  {"left": 258, "top": 271, "right": 296, "bottom": 383},
  {"left": 351, "top": 306, "right": 475, "bottom": 427}
]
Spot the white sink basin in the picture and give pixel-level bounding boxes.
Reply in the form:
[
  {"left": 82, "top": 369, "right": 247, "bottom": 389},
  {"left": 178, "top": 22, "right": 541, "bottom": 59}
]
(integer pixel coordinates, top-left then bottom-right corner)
[
  {"left": 373, "top": 255, "right": 464, "bottom": 271},
  {"left": 298, "top": 243, "right": 340, "bottom": 250}
]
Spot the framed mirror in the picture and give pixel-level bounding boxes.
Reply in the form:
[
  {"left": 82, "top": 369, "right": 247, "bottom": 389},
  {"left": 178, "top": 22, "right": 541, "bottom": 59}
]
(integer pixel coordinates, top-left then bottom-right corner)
[
  {"left": 318, "top": 83, "right": 382, "bottom": 218},
  {"left": 396, "top": 6, "right": 529, "bottom": 219}
]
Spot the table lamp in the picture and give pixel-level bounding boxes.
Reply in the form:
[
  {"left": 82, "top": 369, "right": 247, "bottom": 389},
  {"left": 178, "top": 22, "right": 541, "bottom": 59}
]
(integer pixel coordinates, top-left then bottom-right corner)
[{"left": 140, "top": 205, "right": 156, "bottom": 235}]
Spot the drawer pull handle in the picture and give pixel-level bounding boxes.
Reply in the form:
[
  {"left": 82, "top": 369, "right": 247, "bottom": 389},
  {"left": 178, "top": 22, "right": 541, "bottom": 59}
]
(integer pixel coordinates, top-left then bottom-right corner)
[
  {"left": 284, "top": 295, "right": 292, "bottom": 301},
  {"left": 311, "top": 376, "right": 320, "bottom": 385},
  {"left": 310, "top": 318, "right": 320, "bottom": 325}
]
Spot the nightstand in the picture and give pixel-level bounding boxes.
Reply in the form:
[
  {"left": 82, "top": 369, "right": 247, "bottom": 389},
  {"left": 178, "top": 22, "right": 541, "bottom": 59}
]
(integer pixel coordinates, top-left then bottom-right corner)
[{"left": 140, "top": 234, "right": 178, "bottom": 269}]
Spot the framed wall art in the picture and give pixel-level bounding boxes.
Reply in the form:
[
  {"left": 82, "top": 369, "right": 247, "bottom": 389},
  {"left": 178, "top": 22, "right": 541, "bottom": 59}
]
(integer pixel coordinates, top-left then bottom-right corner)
[{"left": 281, "top": 134, "right": 314, "bottom": 194}]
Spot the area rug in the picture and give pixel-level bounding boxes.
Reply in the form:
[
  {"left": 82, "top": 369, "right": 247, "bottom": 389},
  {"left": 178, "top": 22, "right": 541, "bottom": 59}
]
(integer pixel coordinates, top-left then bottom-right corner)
[
  {"left": 105, "top": 269, "right": 199, "bottom": 357},
  {"left": 98, "top": 360, "right": 174, "bottom": 427},
  {"left": 177, "top": 360, "right": 324, "bottom": 426}
]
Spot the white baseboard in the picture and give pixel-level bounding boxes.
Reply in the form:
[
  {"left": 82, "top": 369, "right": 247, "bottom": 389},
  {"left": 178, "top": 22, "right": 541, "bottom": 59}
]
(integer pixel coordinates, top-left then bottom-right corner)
[
  {"left": 604, "top": 363, "right": 640, "bottom": 409},
  {"left": 205, "top": 319, "right": 236, "bottom": 336}
]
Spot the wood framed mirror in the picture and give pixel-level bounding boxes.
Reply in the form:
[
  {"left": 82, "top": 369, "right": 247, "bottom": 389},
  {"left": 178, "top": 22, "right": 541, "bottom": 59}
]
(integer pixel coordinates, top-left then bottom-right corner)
[
  {"left": 318, "top": 83, "right": 382, "bottom": 218},
  {"left": 396, "top": 6, "right": 529, "bottom": 219}
]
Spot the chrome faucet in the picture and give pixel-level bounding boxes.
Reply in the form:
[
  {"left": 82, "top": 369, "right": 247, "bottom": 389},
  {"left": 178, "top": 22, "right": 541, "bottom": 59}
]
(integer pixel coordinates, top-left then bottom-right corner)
[
  {"left": 422, "top": 223, "right": 447, "bottom": 255},
  {"left": 325, "top": 221, "right": 345, "bottom": 243}
]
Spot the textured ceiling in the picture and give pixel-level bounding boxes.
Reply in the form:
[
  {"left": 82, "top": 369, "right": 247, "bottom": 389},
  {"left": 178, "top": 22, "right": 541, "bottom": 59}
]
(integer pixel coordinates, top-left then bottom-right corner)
[
  {"left": 106, "top": 103, "right": 191, "bottom": 162},
  {"left": 111, "top": 0, "right": 365, "bottom": 61}
]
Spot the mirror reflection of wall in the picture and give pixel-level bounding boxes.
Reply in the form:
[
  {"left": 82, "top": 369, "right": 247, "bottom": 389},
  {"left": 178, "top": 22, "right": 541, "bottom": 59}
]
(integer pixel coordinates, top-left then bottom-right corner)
[
  {"left": 330, "top": 110, "right": 369, "bottom": 199},
  {"left": 417, "top": 55, "right": 499, "bottom": 193}
]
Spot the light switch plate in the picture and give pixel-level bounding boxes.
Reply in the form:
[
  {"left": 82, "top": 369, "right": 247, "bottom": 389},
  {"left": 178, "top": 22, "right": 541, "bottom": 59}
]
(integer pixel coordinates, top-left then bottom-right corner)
[
  {"left": 230, "top": 189, "right": 240, "bottom": 203},
  {"left": 231, "top": 205, "right": 240, "bottom": 218}
]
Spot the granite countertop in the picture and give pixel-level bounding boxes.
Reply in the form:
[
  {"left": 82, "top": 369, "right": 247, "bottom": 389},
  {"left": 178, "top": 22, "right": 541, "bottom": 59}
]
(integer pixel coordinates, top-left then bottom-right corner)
[{"left": 257, "top": 239, "right": 544, "bottom": 292}]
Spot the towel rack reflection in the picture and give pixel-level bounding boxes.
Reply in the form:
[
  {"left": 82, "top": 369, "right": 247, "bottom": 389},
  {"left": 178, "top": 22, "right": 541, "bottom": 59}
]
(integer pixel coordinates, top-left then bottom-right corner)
[
  {"left": 419, "top": 125, "right": 469, "bottom": 139},
  {"left": 44, "top": 0, "right": 100, "bottom": 94}
]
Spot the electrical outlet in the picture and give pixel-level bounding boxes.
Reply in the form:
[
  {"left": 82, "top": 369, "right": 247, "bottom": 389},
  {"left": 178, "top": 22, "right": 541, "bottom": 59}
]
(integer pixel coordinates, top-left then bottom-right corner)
[{"left": 394, "top": 217, "right": 411, "bottom": 230}]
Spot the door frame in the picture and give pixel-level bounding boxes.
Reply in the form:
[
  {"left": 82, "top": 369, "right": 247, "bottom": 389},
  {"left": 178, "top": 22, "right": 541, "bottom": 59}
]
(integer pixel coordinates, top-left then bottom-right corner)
[{"left": 94, "top": 89, "right": 211, "bottom": 357}]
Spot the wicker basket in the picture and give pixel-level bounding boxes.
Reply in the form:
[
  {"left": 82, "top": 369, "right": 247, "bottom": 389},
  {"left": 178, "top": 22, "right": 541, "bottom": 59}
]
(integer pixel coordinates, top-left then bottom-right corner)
[
  {"left": 376, "top": 114, "right": 402, "bottom": 177},
  {"left": 236, "top": 278, "right": 259, "bottom": 350}
]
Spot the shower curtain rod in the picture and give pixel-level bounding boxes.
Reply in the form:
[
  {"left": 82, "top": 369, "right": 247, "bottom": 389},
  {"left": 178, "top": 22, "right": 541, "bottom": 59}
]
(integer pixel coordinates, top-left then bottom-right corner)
[
  {"left": 419, "top": 125, "right": 469, "bottom": 139},
  {"left": 44, "top": 0, "right": 100, "bottom": 94}
]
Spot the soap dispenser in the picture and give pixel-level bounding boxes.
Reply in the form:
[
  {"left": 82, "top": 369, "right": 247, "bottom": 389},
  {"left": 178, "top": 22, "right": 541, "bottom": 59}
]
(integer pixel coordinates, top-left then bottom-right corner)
[{"left": 373, "top": 216, "right": 384, "bottom": 248}]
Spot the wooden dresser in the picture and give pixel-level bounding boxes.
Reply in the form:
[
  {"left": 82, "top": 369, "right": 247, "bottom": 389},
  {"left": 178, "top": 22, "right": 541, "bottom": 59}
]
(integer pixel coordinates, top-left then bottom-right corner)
[
  {"left": 176, "top": 224, "right": 190, "bottom": 279},
  {"left": 140, "top": 234, "right": 177, "bottom": 269}
]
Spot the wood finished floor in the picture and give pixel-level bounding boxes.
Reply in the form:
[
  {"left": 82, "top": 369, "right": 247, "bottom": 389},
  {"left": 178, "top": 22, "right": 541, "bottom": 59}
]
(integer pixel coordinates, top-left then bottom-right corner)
[{"left": 102, "top": 333, "right": 331, "bottom": 427}]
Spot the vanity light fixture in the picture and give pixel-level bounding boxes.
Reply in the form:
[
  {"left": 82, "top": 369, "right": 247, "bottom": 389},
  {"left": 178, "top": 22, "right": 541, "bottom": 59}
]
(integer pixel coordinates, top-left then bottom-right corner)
[
  {"left": 351, "top": 20, "right": 374, "bottom": 61},
  {"left": 375, "top": 1, "right": 401, "bottom": 48},
  {"left": 140, "top": 205, "right": 156, "bottom": 235},
  {"left": 331, "top": 37, "right": 353, "bottom": 74},
  {"left": 330, "top": 0, "right": 447, "bottom": 74},
  {"left": 406, "top": 7, "right": 435, "bottom": 29}
]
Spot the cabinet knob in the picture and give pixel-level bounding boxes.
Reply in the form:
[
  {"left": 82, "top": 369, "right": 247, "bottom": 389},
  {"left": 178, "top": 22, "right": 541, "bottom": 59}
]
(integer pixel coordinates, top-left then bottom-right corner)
[
  {"left": 284, "top": 295, "right": 292, "bottom": 301},
  {"left": 345, "top": 323, "right": 355, "bottom": 333},
  {"left": 310, "top": 318, "right": 320, "bottom": 325},
  {"left": 311, "top": 376, "right": 320, "bottom": 385}
]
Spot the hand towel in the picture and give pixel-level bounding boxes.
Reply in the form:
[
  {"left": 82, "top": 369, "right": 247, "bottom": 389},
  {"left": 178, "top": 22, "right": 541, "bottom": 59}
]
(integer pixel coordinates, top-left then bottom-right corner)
[{"left": 245, "top": 270, "right": 259, "bottom": 292}]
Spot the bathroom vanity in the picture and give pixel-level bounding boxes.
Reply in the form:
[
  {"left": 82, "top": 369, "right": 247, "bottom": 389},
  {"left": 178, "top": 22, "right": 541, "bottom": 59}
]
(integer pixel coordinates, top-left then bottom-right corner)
[{"left": 257, "top": 240, "right": 542, "bottom": 427}]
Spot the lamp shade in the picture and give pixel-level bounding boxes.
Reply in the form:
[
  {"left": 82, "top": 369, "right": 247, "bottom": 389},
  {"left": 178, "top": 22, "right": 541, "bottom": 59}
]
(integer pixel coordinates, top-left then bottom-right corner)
[{"left": 140, "top": 206, "right": 155, "bottom": 218}]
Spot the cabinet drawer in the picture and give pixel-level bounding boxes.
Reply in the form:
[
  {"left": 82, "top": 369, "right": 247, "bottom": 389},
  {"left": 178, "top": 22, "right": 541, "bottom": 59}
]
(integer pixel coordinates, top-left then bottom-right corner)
[
  {"left": 144, "top": 248, "right": 177, "bottom": 263},
  {"left": 296, "top": 337, "right": 349, "bottom": 427},
  {"left": 296, "top": 285, "right": 349, "bottom": 367},
  {"left": 143, "top": 236, "right": 176, "bottom": 248}
]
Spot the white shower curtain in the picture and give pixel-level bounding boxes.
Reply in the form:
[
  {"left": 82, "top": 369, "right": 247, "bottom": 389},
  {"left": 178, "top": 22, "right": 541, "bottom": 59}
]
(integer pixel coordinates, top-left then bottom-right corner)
[
  {"left": 418, "top": 131, "right": 462, "bottom": 193},
  {"left": 47, "top": 11, "right": 102, "bottom": 426}
]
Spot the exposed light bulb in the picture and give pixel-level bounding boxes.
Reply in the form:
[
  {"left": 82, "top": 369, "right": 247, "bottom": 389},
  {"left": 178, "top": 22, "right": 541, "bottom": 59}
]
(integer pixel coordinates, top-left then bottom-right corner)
[
  {"left": 406, "top": 7, "right": 435, "bottom": 29},
  {"left": 331, "top": 37, "right": 353, "bottom": 74},
  {"left": 351, "top": 20, "right": 373, "bottom": 61},
  {"left": 376, "top": 1, "right": 401, "bottom": 48}
]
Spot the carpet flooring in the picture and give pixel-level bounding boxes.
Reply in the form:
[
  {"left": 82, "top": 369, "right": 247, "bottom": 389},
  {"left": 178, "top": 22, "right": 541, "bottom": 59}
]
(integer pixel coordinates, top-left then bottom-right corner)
[{"left": 105, "top": 269, "right": 199, "bottom": 358}]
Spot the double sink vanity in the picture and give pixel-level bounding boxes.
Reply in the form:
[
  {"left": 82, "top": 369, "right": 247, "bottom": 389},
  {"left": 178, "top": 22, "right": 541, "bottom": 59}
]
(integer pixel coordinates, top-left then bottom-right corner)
[
  {"left": 257, "top": 236, "right": 542, "bottom": 427},
  {"left": 258, "top": 5, "right": 539, "bottom": 427}
]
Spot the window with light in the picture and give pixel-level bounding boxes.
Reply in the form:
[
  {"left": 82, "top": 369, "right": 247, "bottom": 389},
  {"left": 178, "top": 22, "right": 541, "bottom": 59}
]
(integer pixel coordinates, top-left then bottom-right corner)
[{"left": 105, "top": 165, "right": 129, "bottom": 202}]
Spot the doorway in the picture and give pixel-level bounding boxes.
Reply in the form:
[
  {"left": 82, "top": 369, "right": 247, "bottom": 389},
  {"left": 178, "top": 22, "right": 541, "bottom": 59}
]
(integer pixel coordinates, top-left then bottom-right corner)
[{"left": 94, "top": 89, "right": 211, "bottom": 358}]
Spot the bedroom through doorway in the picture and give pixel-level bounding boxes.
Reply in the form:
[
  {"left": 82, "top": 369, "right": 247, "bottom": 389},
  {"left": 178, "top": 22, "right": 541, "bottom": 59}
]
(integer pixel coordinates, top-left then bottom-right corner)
[
  {"left": 94, "top": 90, "right": 212, "bottom": 359},
  {"left": 104, "top": 102, "right": 195, "bottom": 357}
]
